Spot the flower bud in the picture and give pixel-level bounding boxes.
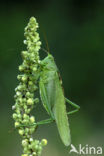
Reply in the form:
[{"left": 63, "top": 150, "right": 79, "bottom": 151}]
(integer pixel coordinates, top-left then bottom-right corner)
[
  {"left": 28, "top": 81, "right": 33, "bottom": 86},
  {"left": 26, "top": 92, "right": 31, "bottom": 97},
  {"left": 23, "top": 40, "right": 27, "bottom": 44},
  {"left": 12, "top": 105, "right": 16, "bottom": 110},
  {"left": 16, "top": 91, "right": 21, "bottom": 96},
  {"left": 19, "top": 65, "right": 24, "bottom": 71},
  {"left": 23, "top": 114, "right": 29, "bottom": 119},
  {"left": 30, "top": 116, "right": 35, "bottom": 123},
  {"left": 22, "top": 139, "right": 28, "bottom": 147},
  {"left": 27, "top": 98, "right": 34, "bottom": 105},
  {"left": 21, "top": 75, "right": 27, "bottom": 82},
  {"left": 15, "top": 122, "right": 20, "bottom": 128},
  {"left": 32, "top": 67, "right": 37, "bottom": 72},
  {"left": 12, "top": 113, "right": 17, "bottom": 119},
  {"left": 30, "top": 138, "right": 33, "bottom": 142},
  {"left": 18, "top": 129, "right": 24, "bottom": 136},
  {"left": 33, "top": 152, "right": 36, "bottom": 156},
  {"left": 41, "top": 139, "right": 48, "bottom": 146},
  {"left": 21, "top": 51, "right": 28, "bottom": 59}
]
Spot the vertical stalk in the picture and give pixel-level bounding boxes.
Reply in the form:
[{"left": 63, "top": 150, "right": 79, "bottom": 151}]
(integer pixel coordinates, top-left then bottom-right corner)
[{"left": 12, "top": 17, "right": 47, "bottom": 156}]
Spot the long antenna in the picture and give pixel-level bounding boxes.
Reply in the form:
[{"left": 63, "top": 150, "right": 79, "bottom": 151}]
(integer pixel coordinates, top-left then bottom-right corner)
[
  {"left": 43, "top": 30, "right": 50, "bottom": 53},
  {"left": 39, "top": 25, "right": 50, "bottom": 54},
  {"left": 41, "top": 48, "right": 49, "bottom": 54}
]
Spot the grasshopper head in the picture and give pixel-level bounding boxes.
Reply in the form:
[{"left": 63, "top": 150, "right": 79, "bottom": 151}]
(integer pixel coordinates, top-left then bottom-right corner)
[{"left": 41, "top": 54, "right": 58, "bottom": 71}]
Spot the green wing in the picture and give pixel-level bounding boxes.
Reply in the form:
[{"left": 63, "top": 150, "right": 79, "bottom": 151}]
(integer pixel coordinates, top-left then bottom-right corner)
[
  {"left": 39, "top": 70, "right": 71, "bottom": 146},
  {"left": 52, "top": 72, "right": 71, "bottom": 146}
]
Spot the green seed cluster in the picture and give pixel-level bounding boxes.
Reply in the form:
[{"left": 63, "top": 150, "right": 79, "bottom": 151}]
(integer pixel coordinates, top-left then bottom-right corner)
[{"left": 12, "top": 17, "right": 47, "bottom": 156}]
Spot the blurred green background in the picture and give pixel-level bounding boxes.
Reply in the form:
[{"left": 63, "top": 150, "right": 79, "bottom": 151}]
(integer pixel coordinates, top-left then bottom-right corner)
[{"left": 0, "top": 0, "right": 104, "bottom": 156}]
